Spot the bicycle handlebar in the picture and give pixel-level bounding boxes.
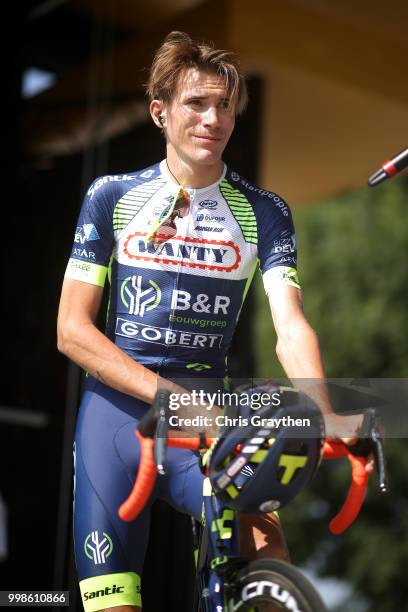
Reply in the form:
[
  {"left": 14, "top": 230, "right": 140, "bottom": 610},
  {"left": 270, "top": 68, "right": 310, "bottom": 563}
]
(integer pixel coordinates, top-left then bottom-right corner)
[
  {"left": 118, "top": 392, "right": 162, "bottom": 522},
  {"left": 118, "top": 395, "right": 387, "bottom": 533},
  {"left": 118, "top": 431, "right": 156, "bottom": 522},
  {"left": 322, "top": 441, "right": 369, "bottom": 534}
]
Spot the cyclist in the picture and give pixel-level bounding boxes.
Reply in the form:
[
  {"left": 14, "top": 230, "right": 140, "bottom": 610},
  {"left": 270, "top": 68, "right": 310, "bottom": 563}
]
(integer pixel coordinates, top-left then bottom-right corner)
[{"left": 57, "top": 31, "right": 372, "bottom": 612}]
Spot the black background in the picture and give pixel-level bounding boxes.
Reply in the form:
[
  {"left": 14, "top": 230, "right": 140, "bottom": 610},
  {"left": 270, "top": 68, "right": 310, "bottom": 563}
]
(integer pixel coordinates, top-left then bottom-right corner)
[{"left": 1, "top": 4, "right": 263, "bottom": 609}]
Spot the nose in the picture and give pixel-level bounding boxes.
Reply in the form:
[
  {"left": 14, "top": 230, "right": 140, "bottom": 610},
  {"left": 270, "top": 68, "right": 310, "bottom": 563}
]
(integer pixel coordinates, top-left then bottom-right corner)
[{"left": 202, "top": 105, "right": 221, "bottom": 127}]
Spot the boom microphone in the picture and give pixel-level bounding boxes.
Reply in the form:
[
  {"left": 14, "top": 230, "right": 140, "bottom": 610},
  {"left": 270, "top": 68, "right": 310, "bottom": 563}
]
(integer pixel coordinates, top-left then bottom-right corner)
[{"left": 368, "top": 147, "right": 408, "bottom": 187}]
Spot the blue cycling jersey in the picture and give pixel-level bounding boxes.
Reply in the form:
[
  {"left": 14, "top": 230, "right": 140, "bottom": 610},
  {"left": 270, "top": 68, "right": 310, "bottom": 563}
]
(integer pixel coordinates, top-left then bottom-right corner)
[{"left": 65, "top": 161, "right": 299, "bottom": 374}]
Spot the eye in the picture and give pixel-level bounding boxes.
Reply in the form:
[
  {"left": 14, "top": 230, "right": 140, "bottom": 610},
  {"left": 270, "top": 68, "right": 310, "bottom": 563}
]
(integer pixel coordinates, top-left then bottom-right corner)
[{"left": 188, "top": 98, "right": 203, "bottom": 107}]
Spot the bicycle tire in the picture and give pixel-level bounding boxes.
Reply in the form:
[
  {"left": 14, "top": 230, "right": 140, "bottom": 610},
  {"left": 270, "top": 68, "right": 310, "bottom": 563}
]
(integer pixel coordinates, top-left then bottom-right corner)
[{"left": 226, "top": 559, "right": 328, "bottom": 612}]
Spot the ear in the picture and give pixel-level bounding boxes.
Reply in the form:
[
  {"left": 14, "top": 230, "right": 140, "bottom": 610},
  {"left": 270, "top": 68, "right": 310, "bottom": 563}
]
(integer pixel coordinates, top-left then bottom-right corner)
[{"left": 150, "top": 99, "right": 165, "bottom": 129}]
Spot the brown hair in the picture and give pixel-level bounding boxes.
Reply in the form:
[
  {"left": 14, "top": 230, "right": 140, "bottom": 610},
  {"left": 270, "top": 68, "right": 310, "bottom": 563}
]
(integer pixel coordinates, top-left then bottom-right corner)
[{"left": 146, "top": 31, "right": 248, "bottom": 115}]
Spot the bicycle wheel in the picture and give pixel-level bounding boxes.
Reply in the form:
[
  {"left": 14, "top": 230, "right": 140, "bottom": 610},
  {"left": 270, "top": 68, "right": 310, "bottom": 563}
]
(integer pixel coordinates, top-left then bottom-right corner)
[{"left": 227, "top": 559, "right": 328, "bottom": 612}]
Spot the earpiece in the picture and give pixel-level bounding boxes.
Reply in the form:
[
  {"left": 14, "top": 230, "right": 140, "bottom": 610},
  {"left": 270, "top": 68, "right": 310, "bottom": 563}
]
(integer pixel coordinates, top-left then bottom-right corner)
[{"left": 158, "top": 114, "right": 164, "bottom": 126}]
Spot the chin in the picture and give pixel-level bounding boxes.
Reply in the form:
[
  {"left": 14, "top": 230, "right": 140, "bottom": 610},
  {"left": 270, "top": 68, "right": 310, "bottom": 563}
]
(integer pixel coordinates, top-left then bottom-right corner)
[{"left": 192, "top": 149, "right": 223, "bottom": 166}]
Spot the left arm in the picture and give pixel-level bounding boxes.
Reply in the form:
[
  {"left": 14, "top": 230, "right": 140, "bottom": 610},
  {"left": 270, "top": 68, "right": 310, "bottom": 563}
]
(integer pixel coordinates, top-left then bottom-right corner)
[
  {"left": 267, "top": 279, "right": 372, "bottom": 463},
  {"left": 267, "top": 280, "right": 333, "bottom": 416}
]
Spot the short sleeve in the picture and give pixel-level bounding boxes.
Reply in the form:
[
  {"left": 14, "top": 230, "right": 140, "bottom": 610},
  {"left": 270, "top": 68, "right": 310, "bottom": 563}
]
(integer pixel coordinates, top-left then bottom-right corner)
[
  {"left": 64, "top": 178, "right": 115, "bottom": 287},
  {"left": 256, "top": 194, "right": 300, "bottom": 293}
]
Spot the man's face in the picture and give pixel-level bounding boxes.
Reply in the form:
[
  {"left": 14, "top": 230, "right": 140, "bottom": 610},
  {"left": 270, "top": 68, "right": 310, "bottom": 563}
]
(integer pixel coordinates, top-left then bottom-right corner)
[{"left": 163, "top": 68, "right": 236, "bottom": 168}]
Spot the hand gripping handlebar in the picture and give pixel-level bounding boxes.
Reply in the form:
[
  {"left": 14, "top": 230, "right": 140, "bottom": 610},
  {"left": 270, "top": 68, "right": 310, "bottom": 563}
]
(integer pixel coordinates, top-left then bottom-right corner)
[{"left": 323, "top": 408, "right": 388, "bottom": 534}]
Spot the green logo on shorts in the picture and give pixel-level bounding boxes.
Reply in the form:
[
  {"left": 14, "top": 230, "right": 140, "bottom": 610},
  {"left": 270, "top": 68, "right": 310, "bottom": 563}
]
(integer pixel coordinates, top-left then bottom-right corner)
[{"left": 84, "top": 530, "right": 113, "bottom": 565}]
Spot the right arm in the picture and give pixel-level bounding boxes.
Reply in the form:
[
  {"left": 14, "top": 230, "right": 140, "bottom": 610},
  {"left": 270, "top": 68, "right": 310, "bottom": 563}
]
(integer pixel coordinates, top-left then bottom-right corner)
[
  {"left": 57, "top": 278, "right": 177, "bottom": 403},
  {"left": 57, "top": 278, "right": 220, "bottom": 433}
]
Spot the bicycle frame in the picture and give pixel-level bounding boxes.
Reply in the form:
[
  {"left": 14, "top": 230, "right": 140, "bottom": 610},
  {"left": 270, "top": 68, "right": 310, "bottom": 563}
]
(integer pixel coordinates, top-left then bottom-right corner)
[
  {"left": 188, "top": 438, "right": 378, "bottom": 611},
  {"left": 196, "top": 476, "right": 243, "bottom": 611}
]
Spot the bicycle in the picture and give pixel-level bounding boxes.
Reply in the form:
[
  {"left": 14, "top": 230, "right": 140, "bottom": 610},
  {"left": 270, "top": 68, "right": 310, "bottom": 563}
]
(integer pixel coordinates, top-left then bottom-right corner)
[{"left": 118, "top": 388, "right": 388, "bottom": 611}]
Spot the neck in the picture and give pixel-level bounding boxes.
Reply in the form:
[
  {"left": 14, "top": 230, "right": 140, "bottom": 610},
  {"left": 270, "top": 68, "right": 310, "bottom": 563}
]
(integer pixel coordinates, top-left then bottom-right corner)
[{"left": 166, "top": 147, "right": 224, "bottom": 189}]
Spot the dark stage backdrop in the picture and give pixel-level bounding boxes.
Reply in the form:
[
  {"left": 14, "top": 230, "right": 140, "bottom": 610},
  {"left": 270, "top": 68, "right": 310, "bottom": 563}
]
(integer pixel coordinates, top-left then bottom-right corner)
[{"left": 1, "top": 67, "right": 263, "bottom": 609}]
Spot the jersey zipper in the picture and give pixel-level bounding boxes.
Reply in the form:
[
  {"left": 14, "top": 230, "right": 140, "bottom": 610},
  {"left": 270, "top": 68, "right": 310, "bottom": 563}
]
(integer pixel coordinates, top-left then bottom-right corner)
[{"left": 160, "top": 187, "right": 196, "bottom": 369}]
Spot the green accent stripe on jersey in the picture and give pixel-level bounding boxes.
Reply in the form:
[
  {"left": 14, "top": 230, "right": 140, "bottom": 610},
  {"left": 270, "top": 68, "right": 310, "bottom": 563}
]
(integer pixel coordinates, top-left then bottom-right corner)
[
  {"left": 79, "top": 571, "right": 141, "bottom": 612},
  {"left": 113, "top": 199, "right": 145, "bottom": 230},
  {"left": 105, "top": 255, "right": 114, "bottom": 329},
  {"left": 220, "top": 180, "right": 258, "bottom": 244},
  {"left": 242, "top": 259, "right": 258, "bottom": 304},
  {"left": 186, "top": 362, "right": 212, "bottom": 372},
  {"left": 107, "top": 254, "right": 113, "bottom": 285},
  {"left": 113, "top": 178, "right": 166, "bottom": 231},
  {"left": 234, "top": 259, "right": 258, "bottom": 325}
]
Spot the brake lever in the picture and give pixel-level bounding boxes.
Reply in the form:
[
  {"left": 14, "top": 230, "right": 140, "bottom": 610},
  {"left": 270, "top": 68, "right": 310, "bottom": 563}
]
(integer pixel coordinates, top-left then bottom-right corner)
[
  {"left": 372, "top": 416, "right": 388, "bottom": 493},
  {"left": 154, "top": 389, "right": 171, "bottom": 475},
  {"left": 343, "top": 408, "right": 389, "bottom": 494}
]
